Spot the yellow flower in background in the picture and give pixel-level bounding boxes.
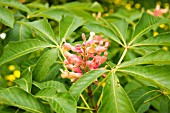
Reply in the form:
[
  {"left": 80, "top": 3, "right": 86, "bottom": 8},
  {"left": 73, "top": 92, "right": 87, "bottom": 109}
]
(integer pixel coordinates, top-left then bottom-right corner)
[
  {"left": 5, "top": 75, "right": 16, "bottom": 82},
  {"left": 153, "top": 31, "right": 159, "bottom": 36},
  {"left": 125, "top": 4, "right": 132, "bottom": 10},
  {"left": 159, "top": 24, "right": 165, "bottom": 28},
  {"left": 13, "top": 70, "right": 21, "bottom": 78},
  {"left": 8, "top": 65, "right": 15, "bottom": 71},
  {"left": 135, "top": 3, "right": 141, "bottom": 9},
  {"left": 162, "top": 46, "right": 168, "bottom": 51},
  {"left": 7, "top": 82, "right": 13, "bottom": 86}
]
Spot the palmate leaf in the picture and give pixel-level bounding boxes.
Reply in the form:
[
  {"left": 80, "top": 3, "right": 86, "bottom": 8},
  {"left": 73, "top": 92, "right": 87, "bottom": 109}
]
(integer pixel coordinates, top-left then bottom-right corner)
[
  {"left": 0, "top": 39, "right": 56, "bottom": 66},
  {"left": 88, "top": 2, "right": 104, "bottom": 12},
  {"left": 0, "top": 7, "right": 14, "bottom": 28},
  {"left": 61, "top": 2, "right": 91, "bottom": 10},
  {"left": 100, "top": 18, "right": 128, "bottom": 46},
  {"left": 98, "top": 73, "right": 136, "bottom": 113},
  {"left": 119, "top": 65, "right": 170, "bottom": 91},
  {"left": 155, "top": 95, "right": 170, "bottom": 113},
  {"left": 26, "top": 2, "right": 48, "bottom": 9},
  {"left": 111, "top": 19, "right": 128, "bottom": 45},
  {"left": 35, "top": 88, "right": 57, "bottom": 97},
  {"left": 35, "top": 89, "right": 76, "bottom": 113},
  {"left": 20, "top": 57, "right": 38, "bottom": 71},
  {"left": 15, "top": 70, "right": 32, "bottom": 92},
  {"left": 0, "top": 0, "right": 30, "bottom": 13},
  {"left": 132, "top": 32, "right": 170, "bottom": 46},
  {"left": 129, "top": 12, "right": 167, "bottom": 45},
  {"left": 33, "top": 48, "right": 58, "bottom": 82},
  {"left": 5, "top": 22, "right": 32, "bottom": 43},
  {"left": 29, "top": 8, "right": 74, "bottom": 22},
  {"left": 45, "top": 63, "right": 63, "bottom": 81},
  {"left": 19, "top": 19, "right": 58, "bottom": 45},
  {"left": 67, "top": 8, "right": 95, "bottom": 20},
  {"left": 33, "top": 80, "right": 67, "bottom": 93},
  {"left": 59, "top": 15, "right": 84, "bottom": 41},
  {"left": 117, "top": 50, "right": 170, "bottom": 68},
  {"left": 128, "top": 86, "right": 160, "bottom": 111},
  {"left": 85, "top": 23, "right": 123, "bottom": 46},
  {"left": 0, "top": 87, "right": 50, "bottom": 113},
  {"left": 69, "top": 70, "right": 108, "bottom": 101}
]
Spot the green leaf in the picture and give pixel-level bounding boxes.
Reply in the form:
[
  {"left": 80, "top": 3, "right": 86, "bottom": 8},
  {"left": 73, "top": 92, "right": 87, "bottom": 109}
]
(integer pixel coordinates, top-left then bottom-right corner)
[
  {"left": 98, "top": 73, "right": 136, "bottom": 113},
  {"left": 0, "top": 87, "right": 50, "bottom": 113},
  {"left": 132, "top": 32, "right": 170, "bottom": 46},
  {"left": 118, "top": 50, "right": 170, "bottom": 68},
  {"left": 0, "top": 39, "right": 55, "bottom": 66},
  {"left": 129, "top": 12, "right": 167, "bottom": 45},
  {"left": 62, "top": 2, "right": 91, "bottom": 10},
  {"left": 111, "top": 19, "right": 128, "bottom": 45},
  {"left": 35, "top": 91, "right": 76, "bottom": 113},
  {"left": 88, "top": 2, "right": 104, "bottom": 12},
  {"left": 45, "top": 63, "right": 62, "bottom": 81},
  {"left": 59, "top": 15, "right": 84, "bottom": 41},
  {"left": 119, "top": 65, "right": 170, "bottom": 91},
  {"left": 33, "top": 81, "right": 67, "bottom": 93},
  {"left": 14, "top": 70, "right": 32, "bottom": 92},
  {"left": 28, "top": 8, "right": 73, "bottom": 22},
  {"left": 69, "top": 69, "right": 108, "bottom": 101},
  {"left": 33, "top": 48, "right": 58, "bottom": 82},
  {"left": 20, "top": 57, "right": 38, "bottom": 71},
  {"left": 0, "top": 0, "right": 30, "bottom": 13},
  {"left": 128, "top": 86, "right": 160, "bottom": 111},
  {"left": 5, "top": 22, "right": 32, "bottom": 43},
  {"left": 26, "top": 2, "right": 48, "bottom": 9},
  {"left": 67, "top": 8, "right": 95, "bottom": 20},
  {"left": 156, "top": 95, "right": 170, "bottom": 113},
  {"left": 0, "top": 7, "right": 14, "bottom": 28},
  {"left": 85, "top": 23, "right": 123, "bottom": 46},
  {"left": 35, "top": 88, "right": 57, "bottom": 97},
  {"left": 19, "top": 19, "right": 58, "bottom": 45}
]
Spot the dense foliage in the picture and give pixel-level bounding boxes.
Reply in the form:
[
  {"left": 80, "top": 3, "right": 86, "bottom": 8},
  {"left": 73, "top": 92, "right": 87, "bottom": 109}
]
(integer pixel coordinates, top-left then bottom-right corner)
[{"left": 0, "top": 0, "right": 170, "bottom": 113}]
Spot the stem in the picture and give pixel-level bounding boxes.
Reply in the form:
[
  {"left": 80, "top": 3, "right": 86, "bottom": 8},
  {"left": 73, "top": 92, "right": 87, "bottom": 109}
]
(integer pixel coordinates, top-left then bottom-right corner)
[
  {"left": 97, "top": 92, "right": 103, "bottom": 107},
  {"left": 15, "top": 109, "right": 19, "bottom": 113},
  {"left": 167, "top": 95, "right": 170, "bottom": 99},
  {"left": 80, "top": 94, "right": 93, "bottom": 113},
  {"left": 88, "top": 86, "right": 96, "bottom": 110},
  {"left": 82, "top": 43, "right": 88, "bottom": 72},
  {"left": 92, "top": 78, "right": 107, "bottom": 95},
  {"left": 144, "top": 94, "right": 162, "bottom": 103},
  {"left": 92, "top": 72, "right": 111, "bottom": 95},
  {"left": 77, "top": 106, "right": 95, "bottom": 111},
  {"left": 117, "top": 47, "right": 128, "bottom": 66}
]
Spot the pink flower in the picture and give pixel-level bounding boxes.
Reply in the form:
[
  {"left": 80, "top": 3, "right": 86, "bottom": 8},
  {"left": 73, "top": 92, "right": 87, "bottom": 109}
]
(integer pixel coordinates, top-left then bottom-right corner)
[
  {"left": 147, "top": 4, "right": 169, "bottom": 17},
  {"left": 60, "top": 32, "right": 109, "bottom": 82}
]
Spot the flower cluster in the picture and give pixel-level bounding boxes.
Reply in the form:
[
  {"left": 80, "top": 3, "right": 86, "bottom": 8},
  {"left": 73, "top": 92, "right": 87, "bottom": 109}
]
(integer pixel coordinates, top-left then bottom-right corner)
[{"left": 60, "top": 32, "right": 109, "bottom": 82}]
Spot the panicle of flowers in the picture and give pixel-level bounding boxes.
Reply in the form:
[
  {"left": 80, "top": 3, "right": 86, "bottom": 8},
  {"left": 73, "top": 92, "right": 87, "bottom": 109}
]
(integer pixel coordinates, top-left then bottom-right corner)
[
  {"left": 147, "top": 4, "right": 169, "bottom": 17},
  {"left": 60, "top": 32, "right": 109, "bottom": 82}
]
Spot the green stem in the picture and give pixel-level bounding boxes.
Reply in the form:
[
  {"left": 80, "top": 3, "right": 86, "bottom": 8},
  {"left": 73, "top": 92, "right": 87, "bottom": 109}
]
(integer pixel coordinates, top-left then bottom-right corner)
[
  {"left": 88, "top": 86, "right": 96, "bottom": 110},
  {"left": 144, "top": 94, "right": 162, "bottom": 103},
  {"left": 117, "top": 47, "right": 128, "bottom": 66},
  {"left": 77, "top": 106, "right": 95, "bottom": 110},
  {"left": 97, "top": 92, "right": 103, "bottom": 108},
  {"left": 80, "top": 94, "right": 93, "bottom": 113},
  {"left": 92, "top": 72, "right": 111, "bottom": 95}
]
